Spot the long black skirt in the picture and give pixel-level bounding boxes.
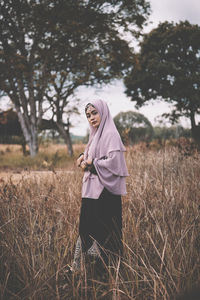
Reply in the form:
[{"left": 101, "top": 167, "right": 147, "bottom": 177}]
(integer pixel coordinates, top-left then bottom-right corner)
[{"left": 79, "top": 188, "right": 122, "bottom": 262}]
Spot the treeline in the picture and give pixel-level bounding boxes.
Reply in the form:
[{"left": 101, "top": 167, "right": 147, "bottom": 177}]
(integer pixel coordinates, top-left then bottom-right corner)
[
  {"left": 40, "top": 125, "right": 191, "bottom": 145},
  {"left": 153, "top": 126, "right": 191, "bottom": 141},
  {"left": 0, "top": 109, "right": 193, "bottom": 147},
  {"left": 113, "top": 111, "right": 191, "bottom": 145},
  {"left": 114, "top": 125, "right": 191, "bottom": 146}
]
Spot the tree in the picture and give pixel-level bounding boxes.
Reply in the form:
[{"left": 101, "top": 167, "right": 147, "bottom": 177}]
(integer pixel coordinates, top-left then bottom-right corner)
[
  {"left": 42, "top": 0, "right": 151, "bottom": 156},
  {"left": 0, "top": 0, "right": 151, "bottom": 156},
  {"left": 124, "top": 21, "right": 200, "bottom": 142},
  {"left": 0, "top": 0, "right": 53, "bottom": 156},
  {"left": 114, "top": 111, "right": 153, "bottom": 144}
]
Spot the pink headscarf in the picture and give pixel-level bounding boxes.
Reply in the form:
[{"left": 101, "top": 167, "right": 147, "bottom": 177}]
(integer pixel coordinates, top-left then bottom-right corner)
[{"left": 84, "top": 99, "right": 128, "bottom": 177}]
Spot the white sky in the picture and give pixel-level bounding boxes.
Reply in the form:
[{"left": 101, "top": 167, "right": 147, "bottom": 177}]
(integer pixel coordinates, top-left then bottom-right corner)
[{"left": 71, "top": 0, "right": 200, "bottom": 135}]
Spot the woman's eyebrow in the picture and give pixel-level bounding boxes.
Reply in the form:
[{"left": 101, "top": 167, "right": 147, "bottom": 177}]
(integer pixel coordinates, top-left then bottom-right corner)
[{"left": 86, "top": 109, "right": 96, "bottom": 115}]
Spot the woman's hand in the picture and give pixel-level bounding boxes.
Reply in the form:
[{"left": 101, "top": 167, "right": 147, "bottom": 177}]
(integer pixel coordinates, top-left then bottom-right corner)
[
  {"left": 85, "top": 158, "right": 93, "bottom": 165},
  {"left": 76, "top": 154, "right": 84, "bottom": 167},
  {"left": 77, "top": 155, "right": 93, "bottom": 171},
  {"left": 80, "top": 160, "right": 87, "bottom": 171}
]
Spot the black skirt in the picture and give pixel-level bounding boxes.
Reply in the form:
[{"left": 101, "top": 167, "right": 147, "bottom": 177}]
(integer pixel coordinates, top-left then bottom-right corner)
[{"left": 79, "top": 188, "right": 122, "bottom": 261}]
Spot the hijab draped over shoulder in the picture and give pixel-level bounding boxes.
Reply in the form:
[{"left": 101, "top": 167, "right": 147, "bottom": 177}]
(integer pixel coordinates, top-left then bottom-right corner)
[{"left": 83, "top": 99, "right": 128, "bottom": 197}]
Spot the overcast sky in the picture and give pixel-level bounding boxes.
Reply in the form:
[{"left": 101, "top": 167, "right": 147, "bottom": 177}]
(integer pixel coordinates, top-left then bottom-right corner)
[{"left": 72, "top": 0, "right": 200, "bottom": 135}]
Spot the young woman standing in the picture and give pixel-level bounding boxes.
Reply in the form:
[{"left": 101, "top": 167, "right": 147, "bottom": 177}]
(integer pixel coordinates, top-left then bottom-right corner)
[{"left": 73, "top": 99, "right": 128, "bottom": 271}]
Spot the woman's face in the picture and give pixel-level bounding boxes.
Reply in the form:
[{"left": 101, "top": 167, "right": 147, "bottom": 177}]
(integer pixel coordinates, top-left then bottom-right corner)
[{"left": 86, "top": 105, "right": 101, "bottom": 128}]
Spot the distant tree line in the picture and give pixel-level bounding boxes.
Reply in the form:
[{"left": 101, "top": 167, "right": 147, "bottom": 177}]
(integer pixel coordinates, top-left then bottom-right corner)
[
  {"left": 0, "top": 108, "right": 194, "bottom": 150},
  {"left": 153, "top": 126, "right": 191, "bottom": 141},
  {"left": 113, "top": 111, "right": 191, "bottom": 145}
]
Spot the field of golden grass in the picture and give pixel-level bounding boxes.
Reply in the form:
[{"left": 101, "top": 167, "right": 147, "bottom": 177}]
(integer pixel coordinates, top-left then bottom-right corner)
[
  {"left": 0, "top": 143, "right": 84, "bottom": 173},
  {"left": 0, "top": 143, "right": 200, "bottom": 299}
]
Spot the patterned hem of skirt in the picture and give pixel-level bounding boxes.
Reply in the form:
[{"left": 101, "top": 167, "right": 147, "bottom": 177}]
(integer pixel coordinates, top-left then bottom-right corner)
[{"left": 72, "top": 236, "right": 101, "bottom": 272}]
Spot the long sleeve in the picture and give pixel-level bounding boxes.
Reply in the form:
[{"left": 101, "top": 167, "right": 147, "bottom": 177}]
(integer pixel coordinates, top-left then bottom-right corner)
[{"left": 93, "top": 151, "right": 128, "bottom": 195}]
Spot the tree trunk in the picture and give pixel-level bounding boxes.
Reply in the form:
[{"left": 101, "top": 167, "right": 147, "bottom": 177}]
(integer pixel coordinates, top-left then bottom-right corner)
[
  {"left": 29, "top": 127, "right": 39, "bottom": 157},
  {"left": 21, "top": 137, "right": 27, "bottom": 156},
  {"left": 16, "top": 108, "right": 39, "bottom": 157},
  {"left": 190, "top": 110, "right": 199, "bottom": 142},
  {"left": 22, "top": 126, "right": 38, "bottom": 157},
  {"left": 56, "top": 122, "right": 73, "bottom": 156}
]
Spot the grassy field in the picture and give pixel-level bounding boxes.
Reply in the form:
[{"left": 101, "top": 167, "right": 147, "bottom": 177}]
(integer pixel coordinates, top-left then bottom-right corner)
[
  {"left": 0, "top": 143, "right": 84, "bottom": 171},
  {"left": 0, "top": 142, "right": 200, "bottom": 299},
  {"left": 0, "top": 143, "right": 84, "bottom": 185}
]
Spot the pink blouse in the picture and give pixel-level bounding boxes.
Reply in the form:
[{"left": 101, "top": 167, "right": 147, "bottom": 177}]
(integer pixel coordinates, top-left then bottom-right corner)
[{"left": 81, "top": 150, "right": 127, "bottom": 199}]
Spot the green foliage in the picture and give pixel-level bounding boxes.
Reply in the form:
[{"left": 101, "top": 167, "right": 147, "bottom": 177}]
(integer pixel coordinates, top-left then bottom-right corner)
[
  {"left": 124, "top": 21, "right": 200, "bottom": 140},
  {"left": 114, "top": 111, "right": 154, "bottom": 144},
  {"left": 153, "top": 125, "right": 191, "bottom": 140}
]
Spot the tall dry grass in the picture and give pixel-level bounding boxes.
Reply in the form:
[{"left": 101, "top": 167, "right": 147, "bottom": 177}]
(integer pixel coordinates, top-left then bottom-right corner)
[{"left": 0, "top": 145, "right": 200, "bottom": 299}]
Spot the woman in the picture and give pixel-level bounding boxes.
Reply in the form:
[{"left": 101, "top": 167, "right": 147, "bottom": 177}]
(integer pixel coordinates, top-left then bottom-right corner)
[{"left": 72, "top": 99, "right": 128, "bottom": 272}]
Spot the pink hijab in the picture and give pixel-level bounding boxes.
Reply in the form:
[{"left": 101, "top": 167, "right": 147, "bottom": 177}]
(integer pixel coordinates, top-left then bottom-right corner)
[{"left": 84, "top": 99, "right": 128, "bottom": 177}]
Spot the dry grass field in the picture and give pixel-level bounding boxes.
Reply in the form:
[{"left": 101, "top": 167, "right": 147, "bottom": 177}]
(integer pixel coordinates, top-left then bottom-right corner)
[
  {"left": 0, "top": 142, "right": 200, "bottom": 299},
  {"left": 0, "top": 143, "right": 84, "bottom": 173}
]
